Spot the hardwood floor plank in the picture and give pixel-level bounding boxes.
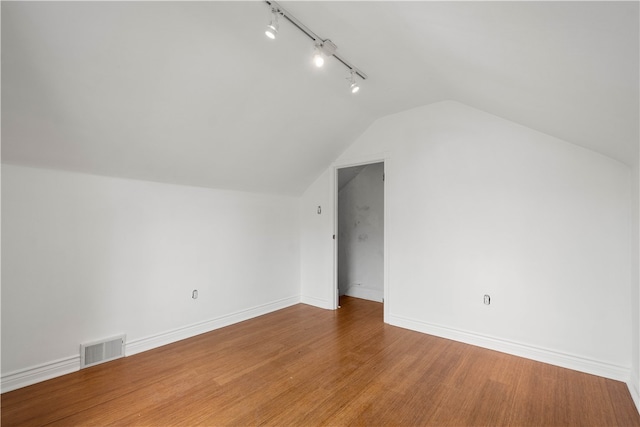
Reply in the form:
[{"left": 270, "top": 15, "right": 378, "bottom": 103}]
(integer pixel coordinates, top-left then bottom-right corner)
[{"left": 2, "top": 297, "right": 638, "bottom": 426}]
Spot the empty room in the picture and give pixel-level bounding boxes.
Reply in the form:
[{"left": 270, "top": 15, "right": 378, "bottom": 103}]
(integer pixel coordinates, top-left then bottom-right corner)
[{"left": 2, "top": 1, "right": 640, "bottom": 425}]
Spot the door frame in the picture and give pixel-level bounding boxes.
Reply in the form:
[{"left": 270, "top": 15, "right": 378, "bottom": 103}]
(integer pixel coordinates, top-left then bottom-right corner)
[{"left": 332, "top": 153, "right": 389, "bottom": 323}]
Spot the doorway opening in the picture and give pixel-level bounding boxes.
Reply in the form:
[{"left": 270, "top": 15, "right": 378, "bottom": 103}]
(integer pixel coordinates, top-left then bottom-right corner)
[{"left": 336, "top": 162, "right": 385, "bottom": 310}]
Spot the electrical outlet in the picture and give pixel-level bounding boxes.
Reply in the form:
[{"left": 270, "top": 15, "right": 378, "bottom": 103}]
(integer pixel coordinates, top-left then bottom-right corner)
[{"left": 484, "top": 294, "right": 490, "bottom": 305}]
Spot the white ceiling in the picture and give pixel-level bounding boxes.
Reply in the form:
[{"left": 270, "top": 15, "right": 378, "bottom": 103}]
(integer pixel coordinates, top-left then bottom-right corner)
[{"left": 2, "top": 1, "right": 638, "bottom": 195}]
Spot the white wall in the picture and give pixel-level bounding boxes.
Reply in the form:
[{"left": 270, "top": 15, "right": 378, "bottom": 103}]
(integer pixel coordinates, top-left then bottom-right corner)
[
  {"left": 1, "top": 165, "right": 300, "bottom": 390},
  {"left": 302, "top": 101, "right": 633, "bottom": 380},
  {"left": 338, "top": 163, "right": 384, "bottom": 302}
]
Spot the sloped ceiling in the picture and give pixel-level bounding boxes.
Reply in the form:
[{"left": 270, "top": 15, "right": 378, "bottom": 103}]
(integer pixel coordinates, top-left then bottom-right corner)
[{"left": 2, "top": 1, "right": 638, "bottom": 195}]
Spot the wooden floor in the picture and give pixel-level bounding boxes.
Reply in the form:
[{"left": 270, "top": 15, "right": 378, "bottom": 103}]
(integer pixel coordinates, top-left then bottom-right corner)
[{"left": 2, "top": 297, "right": 639, "bottom": 426}]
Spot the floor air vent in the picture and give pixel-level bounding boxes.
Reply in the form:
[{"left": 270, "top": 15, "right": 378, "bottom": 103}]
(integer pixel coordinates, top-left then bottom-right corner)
[{"left": 80, "top": 335, "right": 126, "bottom": 368}]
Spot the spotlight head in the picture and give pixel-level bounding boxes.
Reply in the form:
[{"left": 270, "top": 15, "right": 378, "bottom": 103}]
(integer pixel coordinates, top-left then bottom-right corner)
[
  {"left": 265, "top": 22, "right": 278, "bottom": 39},
  {"left": 347, "top": 70, "right": 360, "bottom": 94},
  {"left": 313, "top": 50, "right": 325, "bottom": 67}
]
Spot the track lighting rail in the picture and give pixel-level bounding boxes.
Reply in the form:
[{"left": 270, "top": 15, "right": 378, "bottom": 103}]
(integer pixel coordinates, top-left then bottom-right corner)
[{"left": 264, "top": 0, "right": 368, "bottom": 80}]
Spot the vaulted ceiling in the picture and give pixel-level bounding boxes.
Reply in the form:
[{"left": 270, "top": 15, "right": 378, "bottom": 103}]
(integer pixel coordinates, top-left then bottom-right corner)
[{"left": 2, "top": 1, "right": 638, "bottom": 195}]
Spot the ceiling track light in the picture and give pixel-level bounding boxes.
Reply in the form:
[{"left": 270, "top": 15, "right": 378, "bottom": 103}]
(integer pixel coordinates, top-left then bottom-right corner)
[
  {"left": 312, "top": 40, "right": 337, "bottom": 68},
  {"left": 348, "top": 70, "right": 360, "bottom": 94},
  {"left": 312, "top": 45, "right": 325, "bottom": 67},
  {"left": 265, "top": 7, "right": 281, "bottom": 39},
  {"left": 264, "top": 0, "right": 368, "bottom": 82}
]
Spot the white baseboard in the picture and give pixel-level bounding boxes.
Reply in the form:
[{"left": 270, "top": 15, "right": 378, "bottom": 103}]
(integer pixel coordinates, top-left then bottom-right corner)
[
  {"left": 1, "top": 355, "right": 79, "bottom": 393},
  {"left": 1, "top": 296, "right": 300, "bottom": 393},
  {"left": 345, "top": 286, "right": 383, "bottom": 303},
  {"left": 300, "top": 294, "right": 334, "bottom": 309},
  {"left": 388, "top": 314, "right": 630, "bottom": 382},
  {"left": 126, "top": 295, "right": 300, "bottom": 356}
]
